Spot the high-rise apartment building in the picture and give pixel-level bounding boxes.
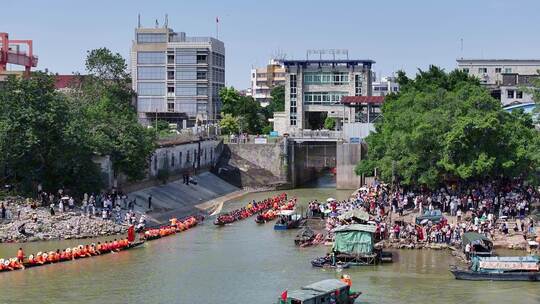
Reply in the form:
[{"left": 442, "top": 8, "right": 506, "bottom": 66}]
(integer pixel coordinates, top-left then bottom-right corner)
[
  {"left": 131, "top": 25, "right": 225, "bottom": 126},
  {"left": 250, "top": 59, "right": 286, "bottom": 107}
]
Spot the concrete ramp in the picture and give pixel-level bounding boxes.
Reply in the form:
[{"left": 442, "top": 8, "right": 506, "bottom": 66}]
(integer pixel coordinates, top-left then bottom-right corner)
[{"left": 127, "top": 172, "right": 239, "bottom": 223}]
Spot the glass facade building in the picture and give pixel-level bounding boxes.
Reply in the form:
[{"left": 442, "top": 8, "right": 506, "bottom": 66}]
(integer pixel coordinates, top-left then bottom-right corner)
[{"left": 132, "top": 27, "right": 225, "bottom": 126}]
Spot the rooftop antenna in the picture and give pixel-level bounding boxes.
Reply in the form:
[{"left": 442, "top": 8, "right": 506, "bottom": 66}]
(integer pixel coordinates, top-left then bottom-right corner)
[
  {"left": 138, "top": 14, "right": 141, "bottom": 28},
  {"left": 165, "top": 14, "right": 168, "bottom": 28},
  {"left": 155, "top": 19, "right": 159, "bottom": 28}
]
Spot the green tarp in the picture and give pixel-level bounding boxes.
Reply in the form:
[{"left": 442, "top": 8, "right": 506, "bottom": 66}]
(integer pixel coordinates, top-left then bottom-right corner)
[{"left": 333, "top": 225, "right": 374, "bottom": 255}]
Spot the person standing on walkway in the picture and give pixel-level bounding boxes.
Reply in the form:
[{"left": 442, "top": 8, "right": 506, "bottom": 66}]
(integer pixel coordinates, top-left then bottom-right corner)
[{"left": 148, "top": 195, "right": 152, "bottom": 210}]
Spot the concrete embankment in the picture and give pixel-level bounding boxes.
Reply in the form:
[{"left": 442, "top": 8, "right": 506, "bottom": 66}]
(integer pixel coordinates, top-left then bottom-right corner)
[{"left": 127, "top": 171, "right": 241, "bottom": 224}]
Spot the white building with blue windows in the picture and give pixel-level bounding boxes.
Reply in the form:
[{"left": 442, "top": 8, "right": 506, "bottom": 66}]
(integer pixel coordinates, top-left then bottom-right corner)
[{"left": 131, "top": 25, "right": 225, "bottom": 126}]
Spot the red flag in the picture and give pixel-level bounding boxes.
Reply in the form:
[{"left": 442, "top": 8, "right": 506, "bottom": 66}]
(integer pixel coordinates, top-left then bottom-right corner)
[{"left": 281, "top": 290, "right": 287, "bottom": 301}]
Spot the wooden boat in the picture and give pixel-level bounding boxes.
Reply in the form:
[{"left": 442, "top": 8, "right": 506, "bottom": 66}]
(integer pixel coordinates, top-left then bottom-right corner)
[
  {"left": 278, "top": 279, "right": 360, "bottom": 304},
  {"left": 450, "top": 267, "right": 540, "bottom": 281},
  {"left": 0, "top": 241, "right": 145, "bottom": 273},
  {"left": 450, "top": 256, "right": 540, "bottom": 281}
]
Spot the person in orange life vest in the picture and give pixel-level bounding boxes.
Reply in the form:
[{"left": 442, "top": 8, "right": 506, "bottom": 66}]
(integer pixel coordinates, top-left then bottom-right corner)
[
  {"left": 340, "top": 274, "right": 352, "bottom": 287},
  {"left": 112, "top": 239, "right": 119, "bottom": 251},
  {"left": 47, "top": 251, "right": 55, "bottom": 263},
  {"left": 27, "top": 254, "right": 36, "bottom": 264},
  {"left": 170, "top": 218, "right": 178, "bottom": 226},
  {"left": 53, "top": 249, "right": 61, "bottom": 262},
  {"left": 17, "top": 248, "right": 25, "bottom": 263},
  {"left": 65, "top": 248, "right": 73, "bottom": 260},
  {"left": 96, "top": 242, "right": 102, "bottom": 254},
  {"left": 59, "top": 250, "right": 66, "bottom": 261}
]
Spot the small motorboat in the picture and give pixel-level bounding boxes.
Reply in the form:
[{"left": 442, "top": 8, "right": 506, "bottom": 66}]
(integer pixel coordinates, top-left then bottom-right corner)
[{"left": 274, "top": 210, "right": 305, "bottom": 230}]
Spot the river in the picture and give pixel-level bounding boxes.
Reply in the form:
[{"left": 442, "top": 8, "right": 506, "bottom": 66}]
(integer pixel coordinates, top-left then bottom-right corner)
[{"left": 0, "top": 175, "right": 539, "bottom": 304}]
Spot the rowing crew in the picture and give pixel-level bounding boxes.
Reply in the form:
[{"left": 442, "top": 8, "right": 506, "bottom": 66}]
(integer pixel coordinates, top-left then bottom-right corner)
[
  {"left": 143, "top": 216, "right": 198, "bottom": 239},
  {"left": 0, "top": 239, "right": 132, "bottom": 272}
]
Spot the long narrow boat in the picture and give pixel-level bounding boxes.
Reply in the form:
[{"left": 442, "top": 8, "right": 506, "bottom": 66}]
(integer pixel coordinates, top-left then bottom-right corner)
[
  {"left": 450, "top": 267, "right": 540, "bottom": 281},
  {"left": 450, "top": 256, "right": 540, "bottom": 281},
  {"left": 0, "top": 240, "right": 145, "bottom": 273}
]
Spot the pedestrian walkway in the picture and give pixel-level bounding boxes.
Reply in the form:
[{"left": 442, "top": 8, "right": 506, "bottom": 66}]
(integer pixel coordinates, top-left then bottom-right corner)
[{"left": 127, "top": 172, "right": 239, "bottom": 223}]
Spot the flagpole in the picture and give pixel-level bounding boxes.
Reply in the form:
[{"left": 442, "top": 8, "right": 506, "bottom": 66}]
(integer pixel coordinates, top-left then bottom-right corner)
[{"left": 216, "top": 16, "right": 219, "bottom": 39}]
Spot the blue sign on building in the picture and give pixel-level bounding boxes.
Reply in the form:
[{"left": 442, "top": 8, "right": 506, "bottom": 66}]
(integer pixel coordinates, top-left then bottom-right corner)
[
  {"left": 350, "top": 137, "right": 360, "bottom": 143},
  {"left": 270, "top": 131, "right": 279, "bottom": 137}
]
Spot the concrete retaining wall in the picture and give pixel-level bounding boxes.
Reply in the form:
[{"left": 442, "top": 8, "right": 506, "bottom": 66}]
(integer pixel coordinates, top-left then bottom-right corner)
[{"left": 336, "top": 143, "right": 363, "bottom": 189}]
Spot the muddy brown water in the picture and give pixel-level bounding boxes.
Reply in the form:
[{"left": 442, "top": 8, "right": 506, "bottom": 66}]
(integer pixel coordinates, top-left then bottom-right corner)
[{"left": 0, "top": 178, "right": 539, "bottom": 303}]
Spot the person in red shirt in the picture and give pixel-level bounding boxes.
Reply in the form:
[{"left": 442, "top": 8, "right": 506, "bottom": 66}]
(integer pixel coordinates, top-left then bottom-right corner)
[{"left": 16, "top": 248, "right": 24, "bottom": 263}]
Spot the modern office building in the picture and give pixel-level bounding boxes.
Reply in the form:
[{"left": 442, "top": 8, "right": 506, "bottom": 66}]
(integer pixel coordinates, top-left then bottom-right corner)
[
  {"left": 371, "top": 76, "right": 399, "bottom": 97},
  {"left": 131, "top": 25, "right": 225, "bottom": 126},
  {"left": 250, "top": 59, "right": 286, "bottom": 107},
  {"left": 457, "top": 59, "right": 540, "bottom": 105},
  {"left": 272, "top": 58, "right": 374, "bottom": 135}
]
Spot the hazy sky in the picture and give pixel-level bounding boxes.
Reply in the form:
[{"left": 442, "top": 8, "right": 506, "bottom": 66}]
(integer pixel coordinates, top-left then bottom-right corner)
[{"left": 3, "top": 0, "right": 540, "bottom": 88}]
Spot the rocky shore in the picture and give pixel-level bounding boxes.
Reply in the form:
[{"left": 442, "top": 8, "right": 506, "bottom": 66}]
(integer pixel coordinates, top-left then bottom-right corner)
[{"left": 0, "top": 199, "right": 127, "bottom": 243}]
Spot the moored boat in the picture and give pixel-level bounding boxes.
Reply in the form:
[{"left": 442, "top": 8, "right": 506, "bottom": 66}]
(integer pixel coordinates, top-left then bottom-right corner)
[
  {"left": 277, "top": 279, "right": 360, "bottom": 304},
  {"left": 450, "top": 255, "right": 540, "bottom": 281},
  {"left": 274, "top": 210, "right": 305, "bottom": 230}
]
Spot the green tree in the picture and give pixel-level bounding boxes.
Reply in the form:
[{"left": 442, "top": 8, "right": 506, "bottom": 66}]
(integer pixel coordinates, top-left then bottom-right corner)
[
  {"left": 219, "top": 87, "right": 265, "bottom": 134},
  {"left": 268, "top": 85, "right": 285, "bottom": 113},
  {"left": 78, "top": 48, "right": 155, "bottom": 181},
  {"left": 356, "top": 65, "right": 540, "bottom": 188},
  {"left": 324, "top": 117, "right": 336, "bottom": 130},
  {"left": 219, "top": 113, "right": 239, "bottom": 135},
  {"left": 0, "top": 72, "right": 103, "bottom": 195}
]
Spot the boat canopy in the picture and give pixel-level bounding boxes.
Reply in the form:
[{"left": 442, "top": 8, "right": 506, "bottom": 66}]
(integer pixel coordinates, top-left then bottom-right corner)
[
  {"left": 462, "top": 232, "right": 493, "bottom": 248},
  {"left": 303, "top": 279, "right": 347, "bottom": 293},
  {"left": 277, "top": 210, "right": 296, "bottom": 216},
  {"left": 332, "top": 224, "right": 375, "bottom": 255},
  {"left": 477, "top": 256, "right": 540, "bottom": 271},
  {"left": 337, "top": 209, "right": 369, "bottom": 222}
]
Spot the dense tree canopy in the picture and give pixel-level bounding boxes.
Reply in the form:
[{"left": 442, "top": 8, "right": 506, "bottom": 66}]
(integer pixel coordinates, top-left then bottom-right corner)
[
  {"left": 0, "top": 48, "right": 155, "bottom": 195},
  {"left": 75, "top": 48, "right": 155, "bottom": 181},
  {"left": 0, "top": 73, "right": 103, "bottom": 194},
  {"left": 219, "top": 87, "right": 266, "bottom": 134},
  {"left": 356, "top": 66, "right": 540, "bottom": 188}
]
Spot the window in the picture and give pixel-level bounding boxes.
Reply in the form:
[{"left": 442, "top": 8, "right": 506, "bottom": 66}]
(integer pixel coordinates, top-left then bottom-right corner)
[
  {"left": 137, "top": 52, "right": 165, "bottom": 64},
  {"left": 179, "top": 152, "right": 182, "bottom": 166},
  {"left": 196, "top": 55, "right": 207, "bottom": 63},
  {"left": 197, "top": 71, "right": 207, "bottom": 80},
  {"left": 304, "top": 72, "right": 349, "bottom": 85},
  {"left": 167, "top": 86, "right": 175, "bottom": 93},
  {"left": 138, "top": 67, "right": 165, "bottom": 80},
  {"left": 197, "top": 86, "right": 208, "bottom": 96},
  {"left": 175, "top": 84, "right": 197, "bottom": 96},
  {"left": 186, "top": 151, "right": 190, "bottom": 164},
  {"left": 355, "top": 74, "right": 362, "bottom": 96},
  {"left": 516, "top": 91, "right": 523, "bottom": 99},
  {"left": 167, "top": 71, "right": 175, "bottom": 80},
  {"left": 167, "top": 55, "right": 174, "bottom": 64},
  {"left": 495, "top": 68, "right": 502, "bottom": 73},
  {"left": 507, "top": 90, "right": 515, "bottom": 99},
  {"left": 176, "top": 69, "right": 197, "bottom": 80},
  {"left": 462, "top": 68, "right": 469, "bottom": 73},
  {"left": 478, "top": 68, "right": 487, "bottom": 73},
  {"left": 171, "top": 154, "right": 175, "bottom": 167},
  {"left": 504, "top": 68, "right": 512, "bottom": 73},
  {"left": 175, "top": 50, "right": 196, "bottom": 64},
  {"left": 167, "top": 102, "right": 174, "bottom": 112},
  {"left": 137, "top": 33, "right": 167, "bottom": 43},
  {"left": 303, "top": 92, "right": 348, "bottom": 105},
  {"left": 138, "top": 82, "right": 165, "bottom": 96}
]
